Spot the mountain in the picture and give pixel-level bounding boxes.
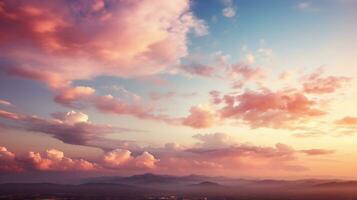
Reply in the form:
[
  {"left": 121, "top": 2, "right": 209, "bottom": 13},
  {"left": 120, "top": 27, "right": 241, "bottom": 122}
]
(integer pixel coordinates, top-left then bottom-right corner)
[
  {"left": 313, "top": 181, "right": 357, "bottom": 188},
  {"left": 191, "top": 181, "right": 222, "bottom": 187},
  {"left": 84, "top": 173, "right": 213, "bottom": 186},
  {"left": 3, "top": 177, "right": 357, "bottom": 200}
]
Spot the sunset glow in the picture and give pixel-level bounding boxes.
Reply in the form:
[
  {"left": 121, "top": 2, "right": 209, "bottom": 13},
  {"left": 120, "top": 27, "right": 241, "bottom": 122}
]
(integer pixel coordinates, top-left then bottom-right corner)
[{"left": 1, "top": 0, "right": 357, "bottom": 185}]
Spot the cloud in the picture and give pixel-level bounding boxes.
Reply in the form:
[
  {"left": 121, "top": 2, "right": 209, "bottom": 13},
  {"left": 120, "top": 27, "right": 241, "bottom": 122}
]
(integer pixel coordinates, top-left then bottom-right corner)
[
  {"left": 336, "top": 116, "right": 357, "bottom": 126},
  {"left": 218, "top": 89, "right": 325, "bottom": 129},
  {"left": 0, "top": 0, "right": 207, "bottom": 85},
  {"left": 302, "top": 70, "right": 351, "bottom": 94},
  {"left": 296, "top": 1, "right": 319, "bottom": 12},
  {"left": 51, "top": 110, "right": 89, "bottom": 124},
  {"left": 174, "top": 133, "right": 333, "bottom": 173},
  {"left": 54, "top": 86, "right": 96, "bottom": 107},
  {"left": 0, "top": 109, "right": 21, "bottom": 120},
  {"left": 0, "top": 146, "right": 23, "bottom": 172},
  {"left": 5, "top": 66, "right": 69, "bottom": 89},
  {"left": 181, "top": 64, "right": 216, "bottom": 77},
  {"left": 187, "top": 142, "right": 296, "bottom": 161},
  {"left": 182, "top": 105, "right": 217, "bottom": 129},
  {"left": 193, "top": 132, "right": 235, "bottom": 148},
  {"left": 245, "top": 53, "right": 255, "bottom": 65},
  {"left": 27, "top": 149, "right": 97, "bottom": 171},
  {"left": 209, "top": 90, "right": 222, "bottom": 104},
  {"left": 0, "top": 0, "right": 210, "bottom": 126},
  {"left": 103, "top": 149, "right": 159, "bottom": 169},
  {"left": 300, "top": 149, "right": 335, "bottom": 156},
  {"left": 0, "top": 146, "right": 96, "bottom": 172},
  {"left": 106, "top": 85, "right": 141, "bottom": 102},
  {"left": 149, "top": 91, "right": 176, "bottom": 101},
  {"left": 222, "top": 7, "right": 236, "bottom": 18},
  {"left": 0, "top": 145, "right": 160, "bottom": 173},
  {"left": 94, "top": 94, "right": 157, "bottom": 120},
  {"left": 170, "top": 134, "right": 310, "bottom": 173},
  {"left": 0, "top": 109, "right": 121, "bottom": 147},
  {"left": 0, "top": 132, "right": 333, "bottom": 174},
  {"left": 54, "top": 87, "right": 175, "bottom": 123},
  {"left": 103, "top": 149, "right": 133, "bottom": 167},
  {"left": 0, "top": 99, "right": 14, "bottom": 107},
  {"left": 334, "top": 116, "right": 357, "bottom": 135},
  {"left": 222, "top": 0, "right": 236, "bottom": 18},
  {"left": 228, "top": 63, "right": 266, "bottom": 81},
  {"left": 257, "top": 48, "right": 273, "bottom": 58},
  {"left": 134, "top": 151, "right": 159, "bottom": 169},
  {"left": 297, "top": 2, "right": 311, "bottom": 10}
]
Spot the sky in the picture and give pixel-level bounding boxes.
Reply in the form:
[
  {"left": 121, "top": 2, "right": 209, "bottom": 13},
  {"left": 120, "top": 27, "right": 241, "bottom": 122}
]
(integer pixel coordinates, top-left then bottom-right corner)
[{"left": 0, "top": 0, "right": 357, "bottom": 181}]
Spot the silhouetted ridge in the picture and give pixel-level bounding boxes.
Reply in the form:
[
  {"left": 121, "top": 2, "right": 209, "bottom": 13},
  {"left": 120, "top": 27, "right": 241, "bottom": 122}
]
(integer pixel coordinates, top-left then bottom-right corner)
[{"left": 191, "top": 181, "right": 221, "bottom": 187}]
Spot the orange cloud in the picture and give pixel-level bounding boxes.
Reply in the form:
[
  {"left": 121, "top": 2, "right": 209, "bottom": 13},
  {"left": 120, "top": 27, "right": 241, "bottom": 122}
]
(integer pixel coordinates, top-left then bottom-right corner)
[
  {"left": 336, "top": 116, "right": 357, "bottom": 126},
  {"left": 299, "top": 149, "right": 335, "bottom": 156}
]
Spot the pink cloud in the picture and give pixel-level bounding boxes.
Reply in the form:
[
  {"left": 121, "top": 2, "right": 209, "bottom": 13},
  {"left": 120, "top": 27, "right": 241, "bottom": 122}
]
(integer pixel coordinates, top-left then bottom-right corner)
[
  {"left": 187, "top": 143, "right": 296, "bottom": 161},
  {"left": 149, "top": 91, "right": 176, "bottom": 101},
  {"left": 192, "top": 133, "right": 235, "bottom": 148},
  {"left": 182, "top": 105, "right": 217, "bottom": 129},
  {"left": 0, "top": 146, "right": 23, "bottom": 172},
  {"left": 0, "top": 0, "right": 210, "bottom": 125},
  {"left": 302, "top": 70, "right": 351, "bottom": 94},
  {"left": 209, "top": 90, "right": 221, "bottom": 104},
  {"left": 103, "top": 149, "right": 159, "bottom": 170},
  {"left": 0, "top": 109, "right": 22, "bottom": 120},
  {"left": 181, "top": 64, "right": 216, "bottom": 77},
  {"left": 155, "top": 138, "right": 310, "bottom": 174},
  {"left": 231, "top": 80, "right": 245, "bottom": 89},
  {"left": 0, "top": 1, "right": 212, "bottom": 129},
  {"left": 6, "top": 66, "right": 69, "bottom": 89},
  {"left": 51, "top": 110, "right": 89, "bottom": 124},
  {"left": 27, "top": 149, "right": 97, "bottom": 171},
  {"left": 149, "top": 91, "right": 197, "bottom": 101},
  {"left": 94, "top": 94, "right": 154, "bottom": 119},
  {"left": 52, "top": 84, "right": 178, "bottom": 124},
  {"left": 0, "top": 146, "right": 96, "bottom": 172},
  {"left": 0, "top": 132, "right": 334, "bottom": 174},
  {"left": 103, "top": 149, "right": 133, "bottom": 167},
  {"left": 299, "top": 149, "right": 335, "bottom": 156},
  {"left": 0, "top": 145, "right": 160, "bottom": 173},
  {"left": 54, "top": 86, "right": 96, "bottom": 107},
  {"left": 218, "top": 89, "right": 325, "bottom": 129},
  {"left": 0, "top": 99, "right": 14, "bottom": 107},
  {"left": 228, "top": 63, "right": 266, "bottom": 81},
  {"left": 134, "top": 152, "right": 159, "bottom": 169},
  {"left": 0, "top": 109, "right": 121, "bottom": 147},
  {"left": 0, "top": 0, "right": 207, "bottom": 83}
]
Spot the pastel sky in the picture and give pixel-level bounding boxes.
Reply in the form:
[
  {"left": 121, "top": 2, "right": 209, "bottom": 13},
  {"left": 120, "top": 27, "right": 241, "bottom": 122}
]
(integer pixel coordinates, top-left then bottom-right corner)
[{"left": 1, "top": 0, "right": 357, "bottom": 181}]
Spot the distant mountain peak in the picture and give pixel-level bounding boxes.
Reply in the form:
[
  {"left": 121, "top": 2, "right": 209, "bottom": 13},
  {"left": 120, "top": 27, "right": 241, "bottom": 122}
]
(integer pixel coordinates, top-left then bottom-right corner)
[{"left": 192, "top": 181, "right": 221, "bottom": 187}]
